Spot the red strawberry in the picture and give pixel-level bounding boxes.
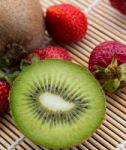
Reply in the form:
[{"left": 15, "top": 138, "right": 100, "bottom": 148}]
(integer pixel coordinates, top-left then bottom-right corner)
[
  {"left": 25, "top": 46, "right": 71, "bottom": 63},
  {"left": 88, "top": 41, "right": 126, "bottom": 92},
  {"left": 109, "top": 0, "right": 126, "bottom": 15},
  {"left": 0, "top": 69, "right": 20, "bottom": 114},
  {"left": 0, "top": 80, "right": 10, "bottom": 114},
  {"left": 46, "top": 4, "right": 87, "bottom": 44}
]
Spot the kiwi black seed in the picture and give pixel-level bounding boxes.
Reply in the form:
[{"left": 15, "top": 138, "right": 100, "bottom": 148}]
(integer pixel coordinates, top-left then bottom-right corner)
[{"left": 10, "top": 59, "right": 105, "bottom": 148}]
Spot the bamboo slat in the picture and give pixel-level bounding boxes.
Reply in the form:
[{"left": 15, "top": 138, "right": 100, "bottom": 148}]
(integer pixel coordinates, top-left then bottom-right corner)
[{"left": 0, "top": 0, "right": 126, "bottom": 150}]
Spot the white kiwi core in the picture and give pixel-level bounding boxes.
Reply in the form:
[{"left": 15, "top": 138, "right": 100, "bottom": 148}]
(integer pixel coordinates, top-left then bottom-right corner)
[{"left": 39, "top": 92, "right": 75, "bottom": 111}]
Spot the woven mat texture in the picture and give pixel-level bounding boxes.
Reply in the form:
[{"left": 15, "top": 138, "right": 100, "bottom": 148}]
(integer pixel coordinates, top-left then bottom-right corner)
[{"left": 0, "top": 0, "right": 126, "bottom": 150}]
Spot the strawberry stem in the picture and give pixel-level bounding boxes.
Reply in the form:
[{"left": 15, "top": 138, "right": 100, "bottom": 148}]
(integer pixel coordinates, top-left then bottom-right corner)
[
  {"left": 0, "top": 70, "right": 19, "bottom": 86},
  {"left": 0, "top": 43, "right": 27, "bottom": 68},
  {"left": 93, "top": 56, "right": 126, "bottom": 92}
]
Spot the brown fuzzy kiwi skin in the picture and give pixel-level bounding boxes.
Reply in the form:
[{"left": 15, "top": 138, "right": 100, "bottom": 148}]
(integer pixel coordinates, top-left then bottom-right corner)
[{"left": 0, "top": 0, "right": 45, "bottom": 59}]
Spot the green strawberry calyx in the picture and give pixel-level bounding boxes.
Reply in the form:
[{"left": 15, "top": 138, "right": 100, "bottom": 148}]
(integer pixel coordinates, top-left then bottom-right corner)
[
  {"left": 0, "top": 70, "right": 19, "bottom": 86},
  {"left": 0, "top": 43, "right": 26, "bottom": 68},
  {"left": 20, "top": 55, "right": 41, "bottom": 70},
  {"left": 93, "top": 55, "right": 126, "bottom": 93}
]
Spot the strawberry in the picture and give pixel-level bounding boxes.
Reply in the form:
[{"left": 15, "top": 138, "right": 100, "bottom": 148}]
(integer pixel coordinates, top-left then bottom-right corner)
[
  {"left": 0, "top": 80, "right": 10, "bottom": 114},
  {"left": 109, "top": 0, "right": 126, "bottom": 15},
  {"left": 0, "top": 69, "right": 20, "bottom": 113},
  {"left": 45, "top": 4, "right": 87, "bottom": 44},
  {"left": 88, "top": 41, "right": 126, "bottom": 92},
  {"left": 25, "top": 46, "right": 71, "bottom": 63}
]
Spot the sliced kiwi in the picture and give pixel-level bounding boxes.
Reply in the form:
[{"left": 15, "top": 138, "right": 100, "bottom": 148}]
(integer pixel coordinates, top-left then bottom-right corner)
[{"left": 10, "top": 59, "right": 105, "bottom": 148}]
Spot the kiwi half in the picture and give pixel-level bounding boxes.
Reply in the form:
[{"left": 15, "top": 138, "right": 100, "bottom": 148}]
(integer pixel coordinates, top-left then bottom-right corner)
[{"left": 10, "top": 59, "right": 105, "bottom": 148}]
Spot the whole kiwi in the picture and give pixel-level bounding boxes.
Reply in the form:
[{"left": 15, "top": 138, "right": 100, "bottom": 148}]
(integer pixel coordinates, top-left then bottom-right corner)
[{"left": 0, "top": 0, "right": 45, "bottom": 65}]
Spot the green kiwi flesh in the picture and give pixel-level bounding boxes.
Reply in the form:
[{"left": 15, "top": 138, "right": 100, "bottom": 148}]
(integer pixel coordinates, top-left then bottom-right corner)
[{"left": 10, "top": 59, "right": 105, "bottom": 148}]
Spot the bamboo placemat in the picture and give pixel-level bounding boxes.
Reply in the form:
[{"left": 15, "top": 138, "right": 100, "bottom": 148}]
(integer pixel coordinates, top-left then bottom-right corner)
[{"left": 0, "top": 0, "right": 126, "bottom": 150}]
